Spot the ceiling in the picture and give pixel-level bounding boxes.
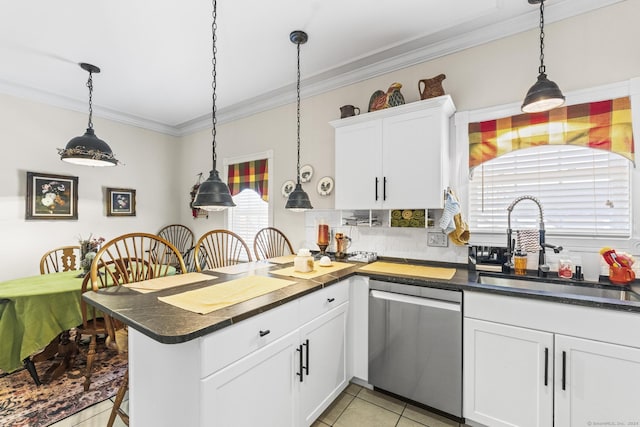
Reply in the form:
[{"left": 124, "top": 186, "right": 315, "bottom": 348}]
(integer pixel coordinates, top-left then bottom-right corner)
[{"left": 0, "top": 0, "right": 622, "bottom": 136}]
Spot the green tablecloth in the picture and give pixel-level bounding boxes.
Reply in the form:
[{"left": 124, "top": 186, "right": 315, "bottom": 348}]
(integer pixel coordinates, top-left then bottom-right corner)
[{"left": 0, "top": 270, "right": 84, "bottom": 372}]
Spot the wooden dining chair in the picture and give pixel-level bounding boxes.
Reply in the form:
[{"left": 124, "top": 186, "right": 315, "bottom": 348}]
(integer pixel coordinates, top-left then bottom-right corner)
[
  {"left": 253, "top": 227, "right": 294, "bottom": 260},
  {"left": 157, "top": 224, "right": 195, "bottom": 271},
  {"left": 193, "top": 229, "right": 252, "bottom": 271},
  {"left": 89, "top": 232, "right": 185, "bottom": 424},
  {"left": 39, "top": 245, "right": 81, "bottom": 274}
]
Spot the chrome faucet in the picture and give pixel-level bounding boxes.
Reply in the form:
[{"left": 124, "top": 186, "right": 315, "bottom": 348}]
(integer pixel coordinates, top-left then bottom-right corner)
[{"left": 504, "top": 195, "right": 561, "bottom": 277}]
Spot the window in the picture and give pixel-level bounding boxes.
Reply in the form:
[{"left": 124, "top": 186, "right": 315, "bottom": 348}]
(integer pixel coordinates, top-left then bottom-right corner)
[
  {"left": 228, "top": 189, "right": 268, "bottom": 257},
  {"left": 468, "top": 145, "right": 631, "bottom": 238}
]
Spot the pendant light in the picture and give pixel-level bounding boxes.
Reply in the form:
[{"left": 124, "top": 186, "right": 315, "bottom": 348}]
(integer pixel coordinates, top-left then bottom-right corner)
[
  {"left": 285, "top": 30, "right": 313, "bottom": 212},
  {"left": 521, "top": 0, "right": 565, "bottom": 113},
  {"left": 192, "top": 0, "right": 235, "bottom": 211},
  {"left": 59, "top": 63, "right": 119, "bottom": 166}
]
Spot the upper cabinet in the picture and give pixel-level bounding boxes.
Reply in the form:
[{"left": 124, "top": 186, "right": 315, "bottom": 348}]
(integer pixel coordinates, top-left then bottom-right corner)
[{"left": 331, "top": 95, "right": 455, "bottom": 210}]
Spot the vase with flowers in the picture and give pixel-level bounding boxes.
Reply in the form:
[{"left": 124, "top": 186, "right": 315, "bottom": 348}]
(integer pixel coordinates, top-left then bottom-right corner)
[{"left": 78, "top": 234, "right": 105, "bottom": 277}]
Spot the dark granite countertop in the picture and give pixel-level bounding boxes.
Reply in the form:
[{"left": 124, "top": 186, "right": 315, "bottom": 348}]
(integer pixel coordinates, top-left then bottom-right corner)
[{"left": 83, "top": 257, "right": 640, "bottom": 345}]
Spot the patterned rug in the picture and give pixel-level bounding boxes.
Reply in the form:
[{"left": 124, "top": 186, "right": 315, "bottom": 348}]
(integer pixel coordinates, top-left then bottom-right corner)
[{"left": 0, "top": 337, "right": 127, "bottom": 427}]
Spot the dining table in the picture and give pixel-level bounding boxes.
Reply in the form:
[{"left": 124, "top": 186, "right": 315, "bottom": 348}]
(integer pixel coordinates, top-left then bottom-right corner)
[{"left": 0, "top": 270, "right": 85, "bottom": 382}]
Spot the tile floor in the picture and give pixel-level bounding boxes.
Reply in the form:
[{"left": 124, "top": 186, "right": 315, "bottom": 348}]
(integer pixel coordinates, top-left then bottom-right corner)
[{"left": 51, "top": 383, "right": 468, "bottom": 427}]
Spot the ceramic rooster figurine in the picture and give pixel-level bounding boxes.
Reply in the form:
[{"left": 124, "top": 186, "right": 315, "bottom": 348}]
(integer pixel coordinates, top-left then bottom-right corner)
[{"left": 368, "top": 82, "right": 405, "bottom": 112}]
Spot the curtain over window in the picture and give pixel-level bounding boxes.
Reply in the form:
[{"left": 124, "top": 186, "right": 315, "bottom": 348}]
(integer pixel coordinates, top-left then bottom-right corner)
[
  {"left": 468, "top": 97, "right": 635, "bottom": 170},
  {"left": 227, "top": 158, "right": 268, "bottom": 202}
]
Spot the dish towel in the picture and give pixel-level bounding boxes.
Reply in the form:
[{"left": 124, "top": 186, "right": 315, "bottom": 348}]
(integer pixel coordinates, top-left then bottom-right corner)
[
  {"left": 516, "top": 229, "right": 541, "bottom": 253},
  {"left": 439, "top": 191, "right": 470, "bottom": 245}
]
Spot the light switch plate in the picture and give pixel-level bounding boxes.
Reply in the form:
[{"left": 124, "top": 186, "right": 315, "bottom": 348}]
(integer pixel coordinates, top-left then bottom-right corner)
[{"left": 427, "top": 232, "right": 448, "bottom": 247}]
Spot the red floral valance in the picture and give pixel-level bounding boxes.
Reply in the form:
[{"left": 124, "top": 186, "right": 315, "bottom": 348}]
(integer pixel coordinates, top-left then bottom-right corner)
[
  {"left": 468, "top": 97, "right": 635, "bottom": 169},
  {"left": 227, "top": 158, "right": 268, "bottom": 202}
]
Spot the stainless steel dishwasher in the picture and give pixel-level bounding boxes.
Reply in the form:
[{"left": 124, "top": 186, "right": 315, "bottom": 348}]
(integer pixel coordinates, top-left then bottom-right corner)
[{"left": 368, "top": 279, "right": 462, "bottom": 419}]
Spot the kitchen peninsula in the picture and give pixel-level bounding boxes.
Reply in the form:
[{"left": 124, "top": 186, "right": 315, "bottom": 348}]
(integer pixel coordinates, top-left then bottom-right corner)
[{"left": 84, "top": 259, "right": 640, "bottom": 426}]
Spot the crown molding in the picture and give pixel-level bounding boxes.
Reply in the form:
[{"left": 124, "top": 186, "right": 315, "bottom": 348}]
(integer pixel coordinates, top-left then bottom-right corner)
[{"left": 0, "top": 0, "right": 623, "bottom": 137}]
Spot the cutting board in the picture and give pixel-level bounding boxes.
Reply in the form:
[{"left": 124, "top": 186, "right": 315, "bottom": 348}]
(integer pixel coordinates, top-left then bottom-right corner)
[
  {"left": 157, "top": 275, "right": 297, "bottom": 314},
  {"left": 358, "top": 261, "right": 456, "bottom": 280}
]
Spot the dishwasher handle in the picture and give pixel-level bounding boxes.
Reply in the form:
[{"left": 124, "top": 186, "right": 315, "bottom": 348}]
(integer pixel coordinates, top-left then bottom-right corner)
[{"left": 370, "top": 289, "right": 460, "bottom": 312}]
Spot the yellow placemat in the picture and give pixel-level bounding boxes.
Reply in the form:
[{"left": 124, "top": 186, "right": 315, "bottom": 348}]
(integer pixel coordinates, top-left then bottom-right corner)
[
  {"left": 207, "top": 262, "right": 272, "bottom": 275},
  {"left": 125, "top": 272, "right": 215, "bottom": 294},
  {"left": 358, "top": 261, "right": 456, "bottom": 280},
  {"left": 157, "top": 276, "right": 297, "bottom": 315},
  {"left": 265, "top": 254, "right": 297, "bottom": 264},
  {"left": 270, "top": 261, "right": 353, "bottom": 280}
]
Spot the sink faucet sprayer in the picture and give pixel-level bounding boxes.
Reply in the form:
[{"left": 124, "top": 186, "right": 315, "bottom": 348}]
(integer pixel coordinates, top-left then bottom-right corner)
[{"left": 504, "top": 195, "right": 562, "bottom": 277}]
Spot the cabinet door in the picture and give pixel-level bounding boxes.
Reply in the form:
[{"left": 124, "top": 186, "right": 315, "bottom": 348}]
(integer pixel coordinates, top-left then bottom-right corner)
[
  {"left": 298, "top": 302, "right": 349, "bottom": 426},
  {"left": 201, "top": 331, "right": 299, "bottom": 427},
  {"left": 555, "top": 335, "right": 640, "bottom": 426},
  {"left": 382, "top": 108, "right": 447, "bottom": 209},
  {"left": 334, "top": 120, "right": 383, "bottom": 209},
  {"left": 464, "top": 318, "right": 553, "bottom": 427}
]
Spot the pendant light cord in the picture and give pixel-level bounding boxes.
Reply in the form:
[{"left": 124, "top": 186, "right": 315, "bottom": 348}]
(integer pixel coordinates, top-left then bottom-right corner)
[
  {"left": 86, "top": 71, "right": 94, "bottom": 130},
  {"left": 538, "top": 0, "right": 546, "bottom": 75},
  {"left": 211, "top": 0, "right": 218, "bottom": 170},
  {"left": 296, "top": 39, "right": 302, "bottom": 185}
]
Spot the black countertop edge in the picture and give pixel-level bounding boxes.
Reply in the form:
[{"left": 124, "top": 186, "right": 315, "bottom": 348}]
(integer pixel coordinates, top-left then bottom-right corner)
[{"left": 82, "top": 259, "right": 640, "bottom": 345}]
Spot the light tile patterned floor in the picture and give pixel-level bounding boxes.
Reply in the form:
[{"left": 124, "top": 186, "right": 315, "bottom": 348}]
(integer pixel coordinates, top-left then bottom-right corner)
[
  {"left": 313, "top": 383, "right": 469, "bottom": 427},
  {"left": 54, "top": 383, "right": 467, "bottom": 427}
]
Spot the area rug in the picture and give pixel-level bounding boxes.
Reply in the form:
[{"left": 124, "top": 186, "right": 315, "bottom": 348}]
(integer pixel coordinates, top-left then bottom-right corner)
[{"left": 0, "top": 337, "right": 127, "bottom": 427}]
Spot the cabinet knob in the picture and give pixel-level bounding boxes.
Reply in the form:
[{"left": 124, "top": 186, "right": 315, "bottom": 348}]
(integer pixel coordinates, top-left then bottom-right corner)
[
  {"left": 327, "top": 297, "right": 335, "bottom": 303},
  {"left": 259, "top": 329, "right": 270, "bottom": 337}
]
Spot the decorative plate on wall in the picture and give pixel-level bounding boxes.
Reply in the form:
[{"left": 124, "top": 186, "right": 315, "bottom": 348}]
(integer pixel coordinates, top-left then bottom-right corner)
[
  {"left": 317, "top": 176, "right": 334, "bottom": 196},
  {"left": 299, "top": 164, "right": 313, "bottom": 183},
  {"left": 281, "top": 180, "right": 295, "bottom": 198}
]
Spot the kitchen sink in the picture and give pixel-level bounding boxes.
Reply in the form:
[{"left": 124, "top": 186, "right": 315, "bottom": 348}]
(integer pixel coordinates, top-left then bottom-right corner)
[{"left": 477, "top": 273, "right": 640, "bottom": 303}]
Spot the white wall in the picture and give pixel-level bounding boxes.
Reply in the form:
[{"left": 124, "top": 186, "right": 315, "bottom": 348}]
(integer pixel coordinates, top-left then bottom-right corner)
[
  {"left": 0, "top": 94, "right": 180, "bottom": 280},
  {"left": 3, "top": 1, "right": 639, "bottom": 280}
]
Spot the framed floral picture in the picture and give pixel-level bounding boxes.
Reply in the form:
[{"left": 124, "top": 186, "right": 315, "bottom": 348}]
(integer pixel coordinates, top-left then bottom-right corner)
[
  {"left": 106, "top": 188, "right": 136, "bottom": 216},
  {"left": 26, "top": 172, "right": 78, "bottom": 220}
]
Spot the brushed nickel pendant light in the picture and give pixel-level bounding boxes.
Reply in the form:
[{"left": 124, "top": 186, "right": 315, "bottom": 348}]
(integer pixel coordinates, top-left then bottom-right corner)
[
  {"left": 192, "top": 0, "right": 235, "bottom": 211},
  {"left": 59, "top": 63, "right": 119, "bottom": 166},
  {"left": 285, "top": 30, "right": 313, "bottom": 212},
  {"left": 521, "top": 0, "right": 565, "bottom": 113}
]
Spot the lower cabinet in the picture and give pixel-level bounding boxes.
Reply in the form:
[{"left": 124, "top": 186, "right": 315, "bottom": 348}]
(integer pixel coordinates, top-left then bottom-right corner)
[
  {"left": 201, "top": 302, "right": 349, "bottom": 427},
  {"left": 464, "top": 293, "right": 640, "bottom": 427},
  {"left": 128, "top": 280, "right": 350, "bottom": 427}
]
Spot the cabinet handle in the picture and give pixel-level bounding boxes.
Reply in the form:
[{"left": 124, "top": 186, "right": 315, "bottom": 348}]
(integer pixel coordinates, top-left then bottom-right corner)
[
  {"left": 303, "top": 339, "right": 310, "bottom": 376},
  {"left": 544, "top": 347, "right": 548, "bottom": 386},
  {"left": 383, "top": 177, "right": 387, "bottom": 201},
  {"left": 562, "top": 350, "right": 566, "bottom": 390},
  {"left": 259, "top": 329, "right": 270, "bottom": 337},
  {"left": 375, "top": 177, "right": 379, "bottom": 201},
  {"left": 296, "top": 344, "right": 304, "bottom": 382},
  {"left": 327, "top": 297, "right": 335, "bottom": 303}
]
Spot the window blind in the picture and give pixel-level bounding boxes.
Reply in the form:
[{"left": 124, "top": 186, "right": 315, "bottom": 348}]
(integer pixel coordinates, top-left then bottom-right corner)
[
  {"left": 468, "top": 145, "right": 631, "bottom": 237},
  {"left": 229, "top": 189, "right": 269, "bottom": 260}
]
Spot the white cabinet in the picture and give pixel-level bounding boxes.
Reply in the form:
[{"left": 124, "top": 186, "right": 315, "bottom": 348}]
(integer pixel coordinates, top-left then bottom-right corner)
[
  {"left": 555, "top": 335, "right": 640, "bottom": 426},
  {"left": 464, "top": 318, "right": 553, "bottom": 427},
  {"left": 331, "top": 95, "right": 455, "bottom": 210},
  {"left": 299, "top": 303, "right": 349, "bottom": 425},
  {"left": 464, "top": 292, "right": 640, "bottom": 427},
  {"left": 128, "top": 279, "right": 351, "bottom": 427}
]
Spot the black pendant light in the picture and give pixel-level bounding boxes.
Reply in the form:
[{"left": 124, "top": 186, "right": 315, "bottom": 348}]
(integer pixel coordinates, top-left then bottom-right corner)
[
  {"left": 521, "top": 0, "right": 565, "bottom": 113},
  {"left": 59, "top": 63, "right": 119, "bottom": 166},
  {"left": 192, "top": 0, "right": 235, "bottom": 211},
  {"left": 285, "top": 30, "right": 313, "bottom": 212}
]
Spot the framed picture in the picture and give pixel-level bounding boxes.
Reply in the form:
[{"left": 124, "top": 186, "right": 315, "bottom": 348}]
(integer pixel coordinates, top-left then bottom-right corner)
[
  {"left": 106, "top": 188, "right": 136, "bottom": 216},
  {"left": 281, "top": 180, "right": 295, "bottom": 198},
  {"left": 299, "top": 164, "right": 314, "bottom": 183},
  {"left": 26, "top": 172, "right": 78, "bottom": 220}
]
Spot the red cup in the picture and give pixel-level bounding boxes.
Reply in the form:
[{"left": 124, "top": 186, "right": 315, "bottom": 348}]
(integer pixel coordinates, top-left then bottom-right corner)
[{"left": 609, "top": 266, "right": 636, "bottom": 285}]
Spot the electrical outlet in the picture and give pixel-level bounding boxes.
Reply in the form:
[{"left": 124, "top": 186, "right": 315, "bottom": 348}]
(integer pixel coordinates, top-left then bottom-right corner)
[{"left": 427, "top": 232, "right": 448, "bottom": 247}]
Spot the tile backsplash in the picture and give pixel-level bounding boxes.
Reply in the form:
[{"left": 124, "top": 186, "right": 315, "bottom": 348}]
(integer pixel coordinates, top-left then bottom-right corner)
[{"left": 304, "top": 210, "right": 467, "bottom": 264}]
